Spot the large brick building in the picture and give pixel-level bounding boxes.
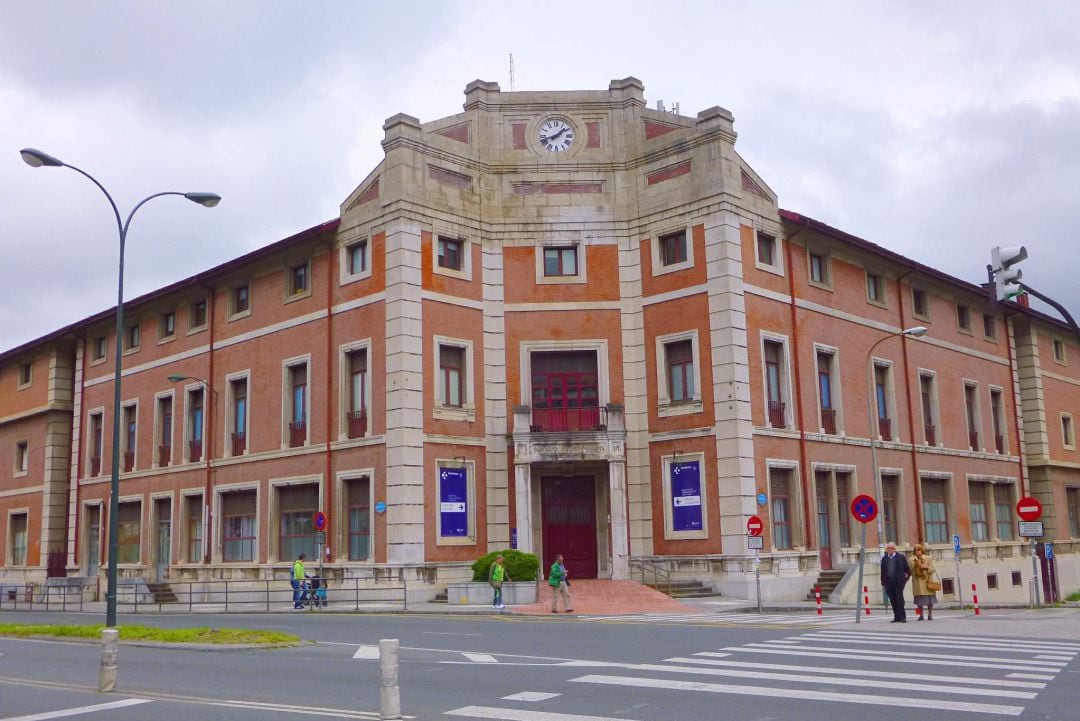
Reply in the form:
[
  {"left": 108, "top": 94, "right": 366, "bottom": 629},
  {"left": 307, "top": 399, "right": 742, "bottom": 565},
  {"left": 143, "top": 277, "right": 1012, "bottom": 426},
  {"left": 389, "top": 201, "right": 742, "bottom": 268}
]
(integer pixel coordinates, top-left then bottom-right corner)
[{"left": 2, "top": 78, "right": 1077, "bottom": 602}]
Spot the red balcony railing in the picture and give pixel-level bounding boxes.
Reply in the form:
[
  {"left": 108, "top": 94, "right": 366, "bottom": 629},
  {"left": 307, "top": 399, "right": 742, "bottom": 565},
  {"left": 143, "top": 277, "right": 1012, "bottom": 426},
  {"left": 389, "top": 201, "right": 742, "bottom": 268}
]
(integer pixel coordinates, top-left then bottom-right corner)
[
  {"left": 530, "top": 406, "right": 603, "bottom": 432},
  {"left": 122, "top": 451, "right": 135, "bottom": 473},
  {"left": 231, "top": 432, "right": 247, "bottom": 456},
  {"left": 878, "top": 417, "right": 892, "bottom": 441},
  {"left": 969, "top": 431, "right": 980, "bottom": 450},
  {"left": 347, "top": 409, "right": 368, "bottom": 439},
  {"left": 158, "top": 444, "right": 171, "bottom": 467},
  {"left": 189, "top": 439, "right": 203, "bottom": 463},
  {"left": 924, "top": 424, "right": 936, "bottom": 446},
  {"left": 995, "top": 434, "right": 1004, "bottom": 454},
  {"left": 820, "top": 407, "right": 837, "bottom": 435},
  {"left": 90, "top": 456, "right": 101, "bottom": 477},
  {"left": 289, "top": 421, "right": 306, "bottom": 448},
  {"left": 768, "top": 401, "right": 787, "bottom": 429}
]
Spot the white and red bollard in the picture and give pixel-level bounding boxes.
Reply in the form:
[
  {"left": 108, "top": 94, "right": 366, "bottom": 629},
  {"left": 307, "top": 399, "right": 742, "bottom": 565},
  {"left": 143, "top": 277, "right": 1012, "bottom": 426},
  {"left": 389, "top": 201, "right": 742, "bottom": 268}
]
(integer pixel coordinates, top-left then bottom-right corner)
[
  {"left": 863, "top": 585, "right": 870, "bottom": 615},
  {"left": 815, "top": 585, "right": 822, "bottom": 615},
  {"left": 972, "top": 584, "right": 981, "bottom": 616}
]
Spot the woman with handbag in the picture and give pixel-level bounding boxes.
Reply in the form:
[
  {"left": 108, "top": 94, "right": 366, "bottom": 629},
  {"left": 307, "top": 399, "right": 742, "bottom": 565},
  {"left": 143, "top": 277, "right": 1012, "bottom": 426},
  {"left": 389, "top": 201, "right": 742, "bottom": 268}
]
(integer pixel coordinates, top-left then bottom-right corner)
[{"left": 910, "top": 543, "right": 939, "bottom": 621}]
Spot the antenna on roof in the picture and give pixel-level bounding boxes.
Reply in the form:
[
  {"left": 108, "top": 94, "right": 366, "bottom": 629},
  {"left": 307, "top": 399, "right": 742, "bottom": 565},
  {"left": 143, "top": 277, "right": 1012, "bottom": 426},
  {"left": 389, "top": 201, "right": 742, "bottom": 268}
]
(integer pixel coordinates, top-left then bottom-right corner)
[
  {"left": 509, "top": 52, "right": 515, "bottom": 91},
  {"left": 672, "top": 102, "right": 680, "bottom": 115},
  {"left": 656, "top": 99, "right": 665, "bottom": 112}
]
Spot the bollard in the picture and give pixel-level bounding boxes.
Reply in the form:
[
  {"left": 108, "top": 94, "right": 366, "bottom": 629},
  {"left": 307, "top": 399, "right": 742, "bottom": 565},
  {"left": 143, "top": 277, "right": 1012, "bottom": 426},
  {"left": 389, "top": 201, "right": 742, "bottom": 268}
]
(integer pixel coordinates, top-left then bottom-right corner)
[
  {"left": 814, "top": 585, "right": 822, "bottom": 615},
  {"left": 972, "top": 584, "right": 980, "bottom": 616},
  {"left": 863, "top": 585, "right": 870, "bottom": 615},
  {"left": 379, "top": 638, "right": 401, "bottom": 720},
  {"left": 98, "top": 628, "right": 119, "bottom": 693}
]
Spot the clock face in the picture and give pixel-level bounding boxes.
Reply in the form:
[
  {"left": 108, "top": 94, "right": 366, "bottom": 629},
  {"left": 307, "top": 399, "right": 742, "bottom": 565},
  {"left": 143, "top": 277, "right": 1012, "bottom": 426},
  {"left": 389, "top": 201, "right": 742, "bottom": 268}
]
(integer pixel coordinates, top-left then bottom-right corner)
[{"left": 539, "top": 118, "right": 574, "bottom": 153}]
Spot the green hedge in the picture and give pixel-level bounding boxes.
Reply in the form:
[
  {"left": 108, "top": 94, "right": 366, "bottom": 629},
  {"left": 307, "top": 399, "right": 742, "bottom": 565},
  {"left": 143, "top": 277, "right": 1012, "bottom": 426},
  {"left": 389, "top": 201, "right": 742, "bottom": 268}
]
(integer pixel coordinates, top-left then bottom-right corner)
[{"left": 472, "top": 550, "right": 540, "bottom": 582}]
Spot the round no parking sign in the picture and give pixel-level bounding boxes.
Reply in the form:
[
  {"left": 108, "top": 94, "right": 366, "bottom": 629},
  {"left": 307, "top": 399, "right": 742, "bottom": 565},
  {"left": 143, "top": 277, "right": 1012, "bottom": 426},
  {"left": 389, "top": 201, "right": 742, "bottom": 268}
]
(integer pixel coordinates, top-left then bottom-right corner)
[{"left": 850, "top": 494, "right": 878, "bottom": 524}]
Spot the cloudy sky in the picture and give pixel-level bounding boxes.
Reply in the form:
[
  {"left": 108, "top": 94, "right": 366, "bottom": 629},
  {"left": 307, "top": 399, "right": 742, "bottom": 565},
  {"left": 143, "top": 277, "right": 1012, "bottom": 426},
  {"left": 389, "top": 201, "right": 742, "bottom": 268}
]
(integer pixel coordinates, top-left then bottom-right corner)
[{"left": 3, "top": 1, "right": 1079, "bottom": 350}]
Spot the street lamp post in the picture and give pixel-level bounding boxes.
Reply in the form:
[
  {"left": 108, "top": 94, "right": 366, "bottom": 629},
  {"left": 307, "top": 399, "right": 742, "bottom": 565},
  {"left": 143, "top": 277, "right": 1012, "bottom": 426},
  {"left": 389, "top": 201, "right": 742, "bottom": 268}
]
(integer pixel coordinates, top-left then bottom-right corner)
[
  {"left": 854, "top": 325, "right": 927, "bottom": 622},
  {"left": 167, "top": 374, "right": 216, "bottom": 565},
  {"left": 21, "top": 148, "right": 219, "bottom": 628}
]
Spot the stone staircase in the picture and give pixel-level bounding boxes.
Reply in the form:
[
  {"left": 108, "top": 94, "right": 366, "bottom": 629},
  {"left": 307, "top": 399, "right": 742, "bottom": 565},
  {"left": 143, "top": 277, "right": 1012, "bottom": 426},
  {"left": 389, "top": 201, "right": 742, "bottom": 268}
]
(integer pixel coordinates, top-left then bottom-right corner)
[
  {"left": 145, "top": 582, "right": 178, "bottom": 604},
  {"left": 645, "top": 579, "right": 718, "bottom": 599},
  {"left": 806, "top": 569, "right": 846, "bottom": 601}
]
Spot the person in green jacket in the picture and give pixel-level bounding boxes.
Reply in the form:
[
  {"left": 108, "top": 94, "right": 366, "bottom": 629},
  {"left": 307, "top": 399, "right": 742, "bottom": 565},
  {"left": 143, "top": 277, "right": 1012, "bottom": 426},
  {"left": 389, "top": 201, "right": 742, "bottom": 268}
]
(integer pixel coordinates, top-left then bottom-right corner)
[
  {"left": 291, "top": 553, "right": 307, "bottom": 609},
  {"left": 549, "top": 554, "right": 573, "bottom": 613},
  {"left": 488, "top": 554, "right": 511, "bottom": 609}
]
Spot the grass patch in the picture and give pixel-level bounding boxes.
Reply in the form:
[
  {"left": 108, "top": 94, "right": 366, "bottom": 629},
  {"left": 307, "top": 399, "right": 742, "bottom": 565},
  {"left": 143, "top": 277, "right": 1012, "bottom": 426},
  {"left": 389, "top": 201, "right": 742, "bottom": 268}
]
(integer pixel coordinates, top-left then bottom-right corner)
[
  {"left": 1067, "top": 590, "right": 1080, "bottom": 603},
  {"left": 0, "top": 624, "right": 298, "bottom": 645}
]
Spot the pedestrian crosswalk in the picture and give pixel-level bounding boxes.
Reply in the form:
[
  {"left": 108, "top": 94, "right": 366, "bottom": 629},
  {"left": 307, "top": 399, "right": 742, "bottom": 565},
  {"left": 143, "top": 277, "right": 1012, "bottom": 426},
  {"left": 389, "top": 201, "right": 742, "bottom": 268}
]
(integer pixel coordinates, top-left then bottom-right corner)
[
  {"left": 583, "top": 611, "right": 885, "bottom": 626},
  {"left": 445, "top": 628, "right": 1078, "bottom": 719}
]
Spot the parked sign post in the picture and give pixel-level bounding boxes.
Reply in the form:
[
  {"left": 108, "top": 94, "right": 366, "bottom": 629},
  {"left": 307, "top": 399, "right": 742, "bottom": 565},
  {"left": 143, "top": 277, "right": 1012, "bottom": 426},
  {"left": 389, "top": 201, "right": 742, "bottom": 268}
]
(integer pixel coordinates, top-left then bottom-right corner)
[
  {"left": 314, "top": 511, "right": 327, "bottom": 579},
  {"left": 953, "top": 534, "right": 964, "bottom": 608},
  {"left": 1017, "top": 496, "right": 1043, "bottom": 607},
  {"left": 850, "top": 494, "right": 878, "bottom": 624},
  {"left": 747, "top": 516, "right": 763, "bottom": 613}
]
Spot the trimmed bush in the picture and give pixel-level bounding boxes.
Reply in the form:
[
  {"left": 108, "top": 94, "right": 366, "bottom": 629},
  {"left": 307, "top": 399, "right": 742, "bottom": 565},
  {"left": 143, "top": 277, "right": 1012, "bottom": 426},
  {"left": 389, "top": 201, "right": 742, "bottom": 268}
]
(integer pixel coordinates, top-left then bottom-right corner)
[{"left": 472, "top": 550, "right": 539, "bottom": 583}]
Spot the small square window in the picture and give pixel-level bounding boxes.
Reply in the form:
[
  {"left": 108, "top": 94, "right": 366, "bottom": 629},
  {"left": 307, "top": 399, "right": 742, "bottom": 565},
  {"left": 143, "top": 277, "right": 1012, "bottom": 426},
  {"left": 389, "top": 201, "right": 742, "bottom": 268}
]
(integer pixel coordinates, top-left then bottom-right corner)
[
  {"left": 160, "top": 311, "right": 176, "bottom": 339},
  {"left": 941, "top": 577, "right": 955, "bottom": 595},
  {"left": 15, "top": 441, "right": 28, "bottom": 473},
  {"left": 289, "top": 263, "right": 309, "bottom": 296},
  {"left": 956, "top": 304, "right": 971, "bottom": 331},
  {"left": 18, "top": 362, "right": 31, "bottom": 386},
  {"left": 1012, "top": 571, "right": 1022, "bottom": 586},
  {"left": 987, "top": 573, "right": 998, "bottom": 590},
  {"left": 659, "top": 230, "right": 687, "bottom": 267},
  {"left": 125, "top": 323, "right": 140, "bottom": 351},
  {"left": 92, "top": 336, "right": 107, "bottom": 361},
  {"left": 809, "top": 252, "right": 829, "bottom": 285},
  {"left": 232, "top": 284, "right": 250, "bottom": 315},
  {"left": 866, "top": 273, "right": 885, "bottom": 303},
  {"left": 912, "top": 288, "right": 929, "bottom": 318},
  {"left": 437, "top": 237, "right": 463, "bottom": 271},
  {"left": 347, "top": 240, "right": 368, "bottom": 275},
  {"left": 983, "top": 314, "right": 997, "bottom": 340},
  {"left": 544, "top": 246, "right": 578, "bottom": 277},
  {"left": 1053, "top": 338, "right": 1066, "bottom": 363},
  {"left": 756, "top": 231, "right": 777, "bottom": 267},
  {"left": 190, "top": 300, "right": 208, "bottom": 329}
]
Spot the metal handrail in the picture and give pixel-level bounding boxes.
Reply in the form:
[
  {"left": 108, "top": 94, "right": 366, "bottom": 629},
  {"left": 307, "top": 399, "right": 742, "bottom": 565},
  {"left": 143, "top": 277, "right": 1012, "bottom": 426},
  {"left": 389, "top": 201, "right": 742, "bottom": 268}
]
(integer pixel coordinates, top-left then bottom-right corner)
[{"left": 629, "top": 557, "right": 671, "bottom": 597}]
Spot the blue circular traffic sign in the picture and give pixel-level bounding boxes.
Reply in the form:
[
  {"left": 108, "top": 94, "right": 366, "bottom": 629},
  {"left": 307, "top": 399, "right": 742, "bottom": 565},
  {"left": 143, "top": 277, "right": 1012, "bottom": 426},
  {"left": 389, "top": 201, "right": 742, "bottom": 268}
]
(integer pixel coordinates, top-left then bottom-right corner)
[
  {"left": 374, "top": 501, "right": 387, "bottom": 514},
  {"left": 314, "top": 511, "right": 326, "bottom": 531},
  {"left": 850, "top": 494, "right": 878, "bottom": 524}
]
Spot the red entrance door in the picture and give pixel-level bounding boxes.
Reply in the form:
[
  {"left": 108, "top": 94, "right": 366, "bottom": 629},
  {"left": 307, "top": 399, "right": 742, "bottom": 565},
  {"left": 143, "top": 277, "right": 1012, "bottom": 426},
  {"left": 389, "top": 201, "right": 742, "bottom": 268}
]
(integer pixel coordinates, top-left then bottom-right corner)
[{"left": 541, "top": 476, "right": 597, "bottom": 579}]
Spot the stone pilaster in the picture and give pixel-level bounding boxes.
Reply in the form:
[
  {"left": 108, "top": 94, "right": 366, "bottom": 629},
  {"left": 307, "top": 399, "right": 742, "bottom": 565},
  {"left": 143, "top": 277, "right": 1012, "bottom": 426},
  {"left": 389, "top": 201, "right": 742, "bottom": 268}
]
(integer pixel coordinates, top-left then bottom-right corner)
[
  {"left": 514, "top": 462, "right": 533, "bottom": 554},
  {"left": 482, "top": 239, "right": 510, "bottom": 548},
  {"left": 66, "top": 339, "right": 85, "bottom": 569}
]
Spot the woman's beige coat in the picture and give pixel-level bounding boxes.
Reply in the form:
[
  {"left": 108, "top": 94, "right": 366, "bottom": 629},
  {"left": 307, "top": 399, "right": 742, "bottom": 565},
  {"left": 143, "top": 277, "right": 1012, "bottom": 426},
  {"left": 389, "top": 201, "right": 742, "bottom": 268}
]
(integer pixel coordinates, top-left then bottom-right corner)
[{"left": 911, "top": 551, "right": 937, "bottom": 596}]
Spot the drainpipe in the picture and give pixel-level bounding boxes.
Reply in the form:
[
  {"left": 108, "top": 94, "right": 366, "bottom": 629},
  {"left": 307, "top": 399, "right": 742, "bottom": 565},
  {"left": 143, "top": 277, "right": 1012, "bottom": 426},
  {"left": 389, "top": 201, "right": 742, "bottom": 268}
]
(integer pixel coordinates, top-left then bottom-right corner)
[
  {"left": 1004, "top": 312, "right": 1027, "bottom": 497},
  {"left": 782, "top": 228, "right": 814, "bottom": 548},
  {"left": 896, "top": 272, "right": 924, "bottom": 542},
  {"left": 323, "top": 238, "right": 336, "bottom": 568},
  {"left": 202, "top": 282, "right": 216, "bottom": 565}
]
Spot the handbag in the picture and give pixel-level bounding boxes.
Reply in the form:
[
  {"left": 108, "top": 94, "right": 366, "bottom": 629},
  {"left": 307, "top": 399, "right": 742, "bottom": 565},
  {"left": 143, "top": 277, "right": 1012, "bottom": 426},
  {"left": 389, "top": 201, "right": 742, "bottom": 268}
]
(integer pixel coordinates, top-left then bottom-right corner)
[{"left": 926, "top": 572, "right": 942, "bottom": 592}]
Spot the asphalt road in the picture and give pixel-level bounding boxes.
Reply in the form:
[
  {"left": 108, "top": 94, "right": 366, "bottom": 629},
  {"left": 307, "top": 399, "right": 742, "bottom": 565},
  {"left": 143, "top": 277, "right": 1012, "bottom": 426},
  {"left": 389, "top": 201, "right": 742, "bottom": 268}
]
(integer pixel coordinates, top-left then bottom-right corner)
[{"left": 2, "top": 608, "right": 1078, "bottom": 721}]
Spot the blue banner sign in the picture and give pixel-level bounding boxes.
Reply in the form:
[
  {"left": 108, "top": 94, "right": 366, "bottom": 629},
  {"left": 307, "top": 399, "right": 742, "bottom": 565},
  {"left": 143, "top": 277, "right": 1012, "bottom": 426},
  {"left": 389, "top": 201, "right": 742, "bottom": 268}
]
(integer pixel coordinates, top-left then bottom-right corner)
[
  {"left": 671, "top": 460, "right": 703, "bottom": 532},
  {"left": 439, "top": 466, "right": 468, "bottom": 537}
]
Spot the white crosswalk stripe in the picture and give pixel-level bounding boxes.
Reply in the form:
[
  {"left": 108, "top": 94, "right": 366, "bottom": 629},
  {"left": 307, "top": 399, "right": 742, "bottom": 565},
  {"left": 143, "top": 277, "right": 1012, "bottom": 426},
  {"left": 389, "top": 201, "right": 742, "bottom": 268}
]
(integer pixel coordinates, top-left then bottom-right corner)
[{"left": 583, "top": 611, "right": 884, "bottom": 626}]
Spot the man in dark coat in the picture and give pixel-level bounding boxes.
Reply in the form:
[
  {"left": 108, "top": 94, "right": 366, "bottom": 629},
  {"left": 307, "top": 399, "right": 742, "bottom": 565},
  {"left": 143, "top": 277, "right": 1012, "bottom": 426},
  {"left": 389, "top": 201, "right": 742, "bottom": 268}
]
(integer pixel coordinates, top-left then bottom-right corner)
[{"left": 880, "top": 542, "right": 912, "bottom": 622}]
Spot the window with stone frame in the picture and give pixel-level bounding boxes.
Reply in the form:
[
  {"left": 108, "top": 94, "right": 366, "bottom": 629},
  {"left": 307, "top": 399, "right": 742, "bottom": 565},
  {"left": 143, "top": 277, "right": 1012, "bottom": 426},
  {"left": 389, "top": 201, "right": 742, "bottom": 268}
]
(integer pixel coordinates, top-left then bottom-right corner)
[
  {"left": 221, "top": 491, "right": 256, "bottom": 562},
  {"left": 994, "top": 485, "right": 1014, "bottom": 540},
  {"left": 969, "top": 482, "right": 990, "bottom": 542},
  {"left": 437, "top": 236, "right": 463, "bottom": 271},
  {"left": 543, "top": 246, "right": 578, "bottom": 277},
  {"left": 117, "top": 501, "right": 141, "bottom": 564},
  {"left": 659, "top": 229, "right": 687, "bottom": 267},
  {"left": 439, "top": 345, "right": 465, "bottom": 408},
  {"left": 769, "top": 468, "right": 794, "bottom": 550},
  {"left": 922, "top": 478, "right": 949, "bottom": 544},
  {"left": 665, "top": 339, "right": 695, "bottom": 403},
  {"left": 9, "top": 513, "right": 28, "bottom": 565},
  {"left": 346, "top": 476, "right": 372, "bottom": 561},
  {"left": 278, "top": 484, "right": 317, "bottom": 561}
]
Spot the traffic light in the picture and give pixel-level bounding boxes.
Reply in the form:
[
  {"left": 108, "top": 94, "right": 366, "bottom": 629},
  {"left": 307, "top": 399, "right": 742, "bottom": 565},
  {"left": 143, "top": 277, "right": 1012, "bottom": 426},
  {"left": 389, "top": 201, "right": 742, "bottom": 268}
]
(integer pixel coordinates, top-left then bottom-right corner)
[{"left": 990, "top": 245, "right": 1028, "bottom": 302}]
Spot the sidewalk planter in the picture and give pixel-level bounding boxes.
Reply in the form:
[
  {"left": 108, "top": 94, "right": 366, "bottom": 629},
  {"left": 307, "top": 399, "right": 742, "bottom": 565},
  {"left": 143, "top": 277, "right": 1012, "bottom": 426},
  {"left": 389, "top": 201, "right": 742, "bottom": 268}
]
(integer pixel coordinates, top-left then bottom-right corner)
[{"left": 446, "top": 581, "right": 538, "bottom": 606}]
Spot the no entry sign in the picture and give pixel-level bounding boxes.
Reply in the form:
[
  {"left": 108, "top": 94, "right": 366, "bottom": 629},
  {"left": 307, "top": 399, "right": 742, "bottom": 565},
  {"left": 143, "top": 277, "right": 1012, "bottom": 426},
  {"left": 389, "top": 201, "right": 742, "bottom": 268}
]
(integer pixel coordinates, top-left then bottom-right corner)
[
  {"left": 746, "top": 515, "right": 764, "bottom": 537},
  {"left": 1016, "top": 496, "right": 1043, "bottom": 522},
  {"left": 850, "top": 494, "right": 878, "bottom": 524}
]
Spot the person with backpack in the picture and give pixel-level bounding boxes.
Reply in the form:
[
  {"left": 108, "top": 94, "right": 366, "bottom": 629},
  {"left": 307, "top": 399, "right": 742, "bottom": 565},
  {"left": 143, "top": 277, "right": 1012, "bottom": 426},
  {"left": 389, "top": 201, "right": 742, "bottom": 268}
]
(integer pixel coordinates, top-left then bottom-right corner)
[
  {"left": 488, "top": 554, "right": 511, "bottom": 609},
  {"left": 549, "top": 554, "right": 573, "bottom": 613},
  {"left": 291, "top": 553, "right": 307, "bottom": 609}
]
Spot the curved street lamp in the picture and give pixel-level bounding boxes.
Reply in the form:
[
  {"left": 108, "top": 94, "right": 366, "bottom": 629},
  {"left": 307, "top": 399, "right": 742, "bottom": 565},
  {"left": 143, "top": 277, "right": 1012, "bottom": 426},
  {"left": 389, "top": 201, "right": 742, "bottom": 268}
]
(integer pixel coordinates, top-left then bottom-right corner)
[{"left": 21, "top": 147, "right": 219, "bottom": 628}]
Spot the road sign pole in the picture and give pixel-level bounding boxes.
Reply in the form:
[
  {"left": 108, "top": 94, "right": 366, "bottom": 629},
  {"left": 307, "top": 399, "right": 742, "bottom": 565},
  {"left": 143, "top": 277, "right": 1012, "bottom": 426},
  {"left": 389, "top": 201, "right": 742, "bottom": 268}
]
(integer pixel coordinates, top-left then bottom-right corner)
[
  {"left": 1031, "top": 539, "right": 1041, "bottom": 607},
  {"left": 855, "top": 522, "right": 865, "bottom": 624},
  {"left": 755, "top": 549, "right": 762, "bottom": 614}
]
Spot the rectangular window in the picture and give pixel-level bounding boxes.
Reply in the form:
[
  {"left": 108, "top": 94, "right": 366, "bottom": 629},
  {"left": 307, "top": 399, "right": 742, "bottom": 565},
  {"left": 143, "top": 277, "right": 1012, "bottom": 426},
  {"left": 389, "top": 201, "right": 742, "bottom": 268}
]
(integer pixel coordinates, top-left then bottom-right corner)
[
  {"left": 956, "top": 303, "right": 971, "bottom": 331},
  {"left": 186, "top": 495, "right": 202, "bottom": 563},
  {"left": 756, "top": 231, "right": 777, "bottom": 267},
  {"left": 92, "top": 336, "right": 107, "bottom": 361},
  {"left": 187, "top": 388, "right": 204, "bottom": 462},
  {"left": 764, "top": 340, "right": 787, "bottom": 428},
  {"left": 230, "top": 378, "right": 248, "bottom": 455},
  {"left": 288, "top": 364, "right": 307, "bottom": 447},
  {"left": 965, "top": 383, "right": 980, "bottom": 450},
  {"left": 983, "top": 314, "right": 997, "bottom": 340},
  {"left": 289, "top": 263, "right": 309, "bottom": 296},
  {"left": 922, "top": 479, "right": 949, "bottom": 544},
  {"left": 122, "top": 405, "right": 137, "bottom": 473},
  {"left": 817, "top": 351, "right": 837, "bottom": 434},
  {"left": 969, "top": 482, "right": 989, "bottom": 542},
  {"left": 866, "top": 272, "right": 884, "bottom": 303},
  {"left": 190, "top": 299, "right": 207, "bottom": 329},
  {"left": 19, "top": 362, "right": 31, "bottom": 386},
  {"left": 347, "top": 240, "right": 368, "bottom": 275},
  {"left": 347, "top": 349, "right": 368, "bottom": 438},
  {"left": 157, "top": 397, "right": 173, "bottom": 467},
  {"left": 1067, "top": 487, "right": 1080, "bottom": 537},
  {"left": 912, "top": 288, "right": 929, "bottom": 318},
  {"left": 920, "top": 373, "right": 937, "bottom": 445},
  {"left": 437, "top": 236, "right": 463, "bottom": 271},
  {"left": 439, "top": 345, "right": 464, "bottom": 407},
  {"left": 809, "top": 251, "right": 829, "bottom": 285},
  {"left": 1053, "top": 338, "right": 1067, "bottom": 363},
  {"left": 990, "top": 389, "right": 1005, "bottom": 453},
  {"left": 160, "top": 311, "right": 176, "bottom": 339},
  {"left": 769, "top": 468, "right": 793, "bottom": 550},
  {"left": 221, "top": 491, "right": 256, "bottom": 562},
  {"left": 89, "top": 412, "right": 104, "bottom": 477},
  {"left": 994, "top": 485, "right": 1014, "bottom": 540},
  {"left": 874, "top": 364, "right": 892, "bottom": 441},
  {"left": 543, "top": 246, "right": 578, "bottom": 277},
  {"left": 347, "top": 477, "right": 372, "bottom": 561},
  {"left": 10, "top": 513, "right": 28, "bottom": 565},
  {"left": 530, "top": 350, "right": 600, "bottom": 431},
  {"left": 659, "top": 230, "right": 687, "bottom": 267},
  {"left": 117, "top": 501, "right": 141, "bottom": 564},
  {"left": 665, "top": 339, "right": 695, "bottom": 403},
  {"left": 15, "top": 441, "right": 28, "bottom": 474},
  {"left": 1063, "top": 414, "right": 1075, "bottom": 449},
  {"left": 882, "top": 474, "right": 899, "bottom": 544},
  {"left": 232, "top": 284, "right": 250, "bottom": 315},
  {"left": 836, "top": 472, "right": 852, "bottom": 547},
  {"left": 278, "top": 485, "right": 317, "bottom": 561},
  {"left": 124, "top": 323, "right": 140, "bottom": 351}
]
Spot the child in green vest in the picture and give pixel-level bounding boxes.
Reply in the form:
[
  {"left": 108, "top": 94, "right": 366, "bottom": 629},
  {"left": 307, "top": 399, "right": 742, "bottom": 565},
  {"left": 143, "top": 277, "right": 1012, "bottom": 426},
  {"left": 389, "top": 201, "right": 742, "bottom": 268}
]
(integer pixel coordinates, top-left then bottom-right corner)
[{"left": 488, "top": 554, "right": 512, "bottom": 609}]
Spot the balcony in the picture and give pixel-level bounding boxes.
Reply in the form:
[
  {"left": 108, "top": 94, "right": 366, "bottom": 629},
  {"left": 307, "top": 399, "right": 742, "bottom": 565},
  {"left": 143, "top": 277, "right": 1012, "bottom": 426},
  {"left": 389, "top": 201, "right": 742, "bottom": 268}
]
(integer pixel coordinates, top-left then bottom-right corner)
[
  {"left": 289, "top": 421, "right": 306, "bottom": 448},
  {"left": 768, "top": 401, "right": 787, "bottom": 429},
  {"left": 529, "top": 405, "right": 603, "bottom": 433},
  {"left": 122, "top": 451, "right": 135, "bottom": 473},
  {"left": 924, "top": 424, "right": 936, "bottom": 446},
  {"left": 158, "top": 444, "right": 171, "bottom": 467},
  {"left": 969, "top": 430, "right": 979, "bottom": 451},
  {"left": 90, "top": 456, "right": 101, "bottom": 477},
  {"left": 995, "top": 434, "right": 1004, "bottom": 454},
  {"left": 820, "top": 407, "right": 837, "bottom": 435},
  {"left": 189, "top": 439, "right": 203, "bottom": 463},
  {"left": 231, "top": 432, "right": 247, "bottom": 456},
  {"left": 511, "top": 403, "right": 626, "bottom": 465},
  {"left": 347, "top": 409, "right": 368, "bottom": 439},
  {"left": 878, "top": 417, "right": 892, "bottom": 442}
]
